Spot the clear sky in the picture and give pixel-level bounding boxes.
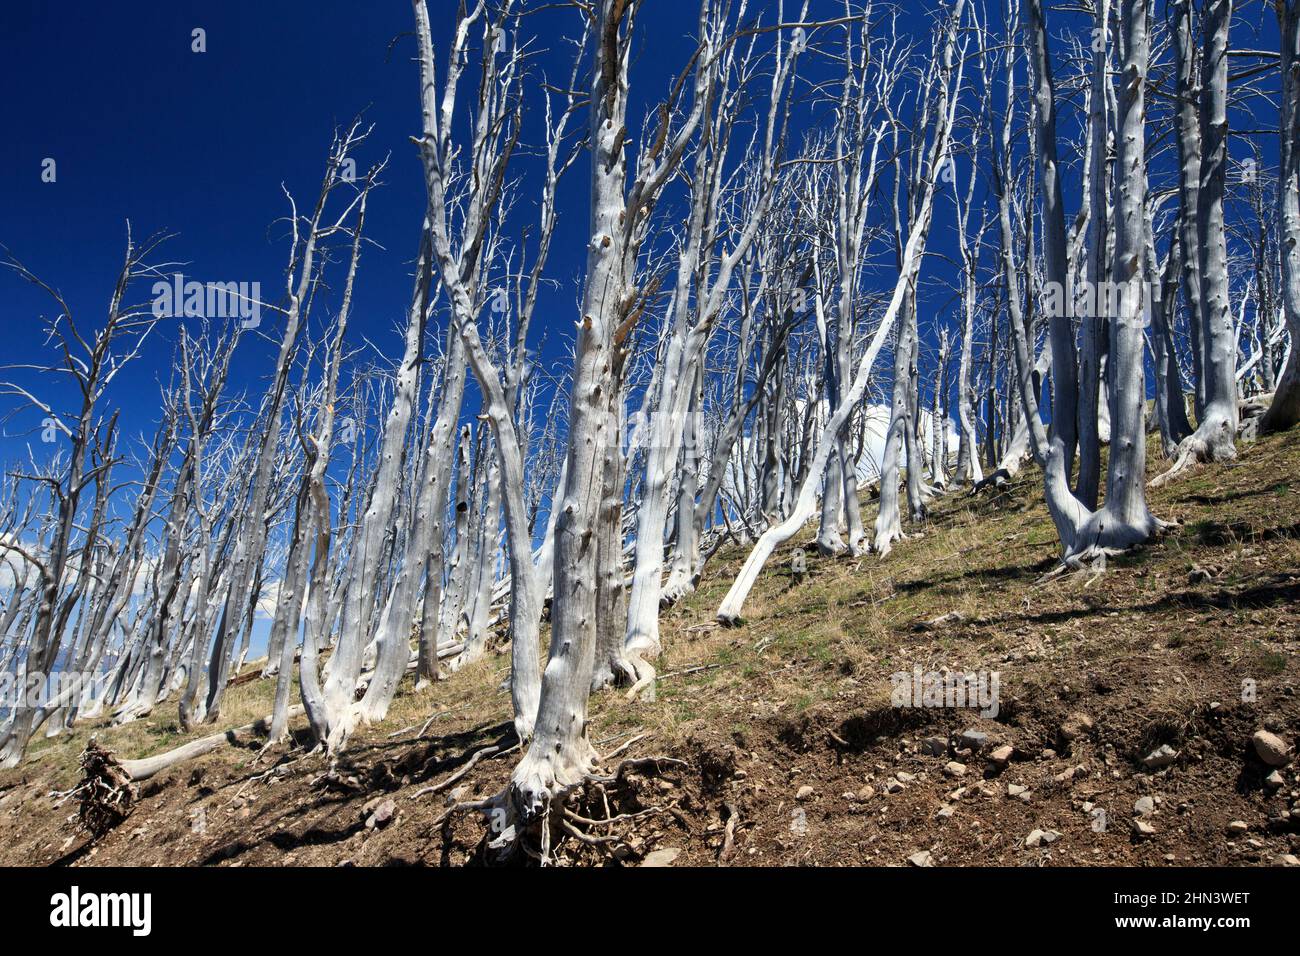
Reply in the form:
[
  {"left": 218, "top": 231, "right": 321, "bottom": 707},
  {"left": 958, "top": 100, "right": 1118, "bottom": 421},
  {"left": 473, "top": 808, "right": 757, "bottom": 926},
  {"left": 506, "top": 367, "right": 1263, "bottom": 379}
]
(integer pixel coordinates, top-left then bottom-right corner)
[{"left": 0, "top": 0, "right": 711, "bottom": 462}]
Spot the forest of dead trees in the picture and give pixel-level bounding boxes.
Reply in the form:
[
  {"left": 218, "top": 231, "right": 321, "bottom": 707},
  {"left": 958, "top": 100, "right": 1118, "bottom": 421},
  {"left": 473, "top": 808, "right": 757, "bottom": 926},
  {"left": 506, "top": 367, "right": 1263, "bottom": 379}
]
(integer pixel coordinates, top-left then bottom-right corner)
[{"left": 1, "top": 0, "right": 1298, "bottom": 859}]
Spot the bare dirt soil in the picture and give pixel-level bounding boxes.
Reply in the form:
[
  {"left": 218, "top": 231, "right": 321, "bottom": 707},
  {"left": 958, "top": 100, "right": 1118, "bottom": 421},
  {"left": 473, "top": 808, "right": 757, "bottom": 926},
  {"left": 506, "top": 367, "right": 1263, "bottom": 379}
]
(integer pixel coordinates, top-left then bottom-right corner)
[{"left": 2, "top": 431, "right": 1298, "bottom": 867}]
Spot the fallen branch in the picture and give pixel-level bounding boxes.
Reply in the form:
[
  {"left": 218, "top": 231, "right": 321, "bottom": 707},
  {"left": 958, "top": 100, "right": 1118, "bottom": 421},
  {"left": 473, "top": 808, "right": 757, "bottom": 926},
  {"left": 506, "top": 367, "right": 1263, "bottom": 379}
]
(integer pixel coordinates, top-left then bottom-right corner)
[{"left": 410, "top": 740, "right": 520, "bottom": 800}]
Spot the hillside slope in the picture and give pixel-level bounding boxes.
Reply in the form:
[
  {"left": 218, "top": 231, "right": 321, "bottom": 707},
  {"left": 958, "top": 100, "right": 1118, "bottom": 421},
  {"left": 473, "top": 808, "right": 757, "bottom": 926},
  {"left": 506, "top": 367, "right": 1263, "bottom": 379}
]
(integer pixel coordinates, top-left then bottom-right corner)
[{"left": 2, "top": 431, "right": 1298, "bottom": 867}]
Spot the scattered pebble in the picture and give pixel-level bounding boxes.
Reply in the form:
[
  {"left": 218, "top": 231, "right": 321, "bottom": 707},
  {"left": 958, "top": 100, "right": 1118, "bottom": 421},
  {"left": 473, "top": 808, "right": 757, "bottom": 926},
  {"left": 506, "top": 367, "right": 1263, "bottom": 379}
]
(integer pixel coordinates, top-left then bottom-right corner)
[
  {"left": 1059, "top": 713, "right": 1094, "bottom": 742},
  {"left": 920, "top": 736, "right": 948, "bottom": 756},
  {"left": 640, "top": 848, "right": 681, "bottom": 867},
  {"left": 789, "top": 808, "right": 808, "bottom": 837},
  {"left": 1142, "top": 744, "right": 1179, "bottom": 770},
  {"left": 1252, "top": 731, "right": 1291, "bottom": 768},
  {"left": 1025, "top": 829, "right": 1061, "bottom": 848}
]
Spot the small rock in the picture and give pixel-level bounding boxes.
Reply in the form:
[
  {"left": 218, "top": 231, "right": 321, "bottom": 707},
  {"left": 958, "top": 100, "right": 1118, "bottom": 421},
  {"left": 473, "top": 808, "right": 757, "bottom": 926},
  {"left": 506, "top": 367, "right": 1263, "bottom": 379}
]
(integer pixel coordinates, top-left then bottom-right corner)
[
  {"left": 936, "top": 805, "right": 955, "bottom": 820},
  {"left": 920, "top": 736, "right": 948, "bottom": 756},
  {"left": 886, "top": 779, "right": 905, "bottom": 794},
  {"left": 1142, "top": 744, "right": 1179, "bottom": 770},
  {"left": 1024, "top": 829, "right": 1060, "bottom": 848},
  {"left": 913, "top": 611, "right": 964, "bottom": 632},
  {"left": 1054, "top": 766, "right": 1077, "bottom": 784},
  {"left": 1188, "top": 565, "right": 1214, "bottom": 584},
  {"left": 789, "top": 808, "right": 808, "bottom": 837},
  {"left": 1060, "top": 713, "right": 1094, "bottom": 742},
  {"left": 1279, "top": 854, "right": 1300, "bottom": 867},
  {"left": 795, "top": 785, "right": 815, "bottom": 801},
  {"left": 1133, "top": 820, "right": 1156, "bottom": 837},
  {"left": 1007, "top": 783, "right": 1028, "bottom": 797},
  {"left": 1134, "top": 796, "right": 1156, "bottom": 817},
  {"left": 1040, "top": 749, "right": 1058, "bottom": 760},
  {"left": 1226, "top": 820, "right": 1249, "bottom": 835},
  {"left": 907, "top": 850, "right": 934, "bottom": 867},
  {"left": 944, "top": 761, "right": 967, "bottom": 778},
  {"left": 896, "top": 771, "right": 916, "bottom": 783},
  {"left": 1265, "top": 770, "right": 1285, "bottom": 789},
  {"left": 640, "top": 848, "right": 681, "bottom": 867},
  {"left": 1252, "top": 731, "right": 1292, "bottom": 768},
  {"left": 988, "top": 744, "right": 1014, "bottom": 768},
  {"left": 960, "top": 730, "right": 990, "bottom": 751},
  {"left": 859, "top": 785, "right": 875, "bottom": 800},
  {"left": 841, "top": 791, "right": 857, "bottom": 802}
]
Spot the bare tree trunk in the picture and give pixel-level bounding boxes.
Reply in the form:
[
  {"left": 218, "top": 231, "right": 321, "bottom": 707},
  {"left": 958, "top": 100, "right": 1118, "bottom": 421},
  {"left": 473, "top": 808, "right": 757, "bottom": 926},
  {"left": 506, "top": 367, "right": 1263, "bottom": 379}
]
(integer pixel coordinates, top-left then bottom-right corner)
[
  {"left": 1263, "top": 0, "right": 1300, "bottom": 432},
  {"left": 1155, "top": 0, "right": 1238, "bottom": 481},
  {"left": 1076, "top": 0, "right": 1111, "bottom": 509}
]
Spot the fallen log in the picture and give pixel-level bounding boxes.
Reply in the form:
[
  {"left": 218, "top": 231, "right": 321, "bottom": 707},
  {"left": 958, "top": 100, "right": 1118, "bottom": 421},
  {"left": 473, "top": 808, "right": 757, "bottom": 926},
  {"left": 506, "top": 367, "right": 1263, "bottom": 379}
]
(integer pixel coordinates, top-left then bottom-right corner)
[{"left": 116, "top": 705, "right": 305, "bottom": 781}]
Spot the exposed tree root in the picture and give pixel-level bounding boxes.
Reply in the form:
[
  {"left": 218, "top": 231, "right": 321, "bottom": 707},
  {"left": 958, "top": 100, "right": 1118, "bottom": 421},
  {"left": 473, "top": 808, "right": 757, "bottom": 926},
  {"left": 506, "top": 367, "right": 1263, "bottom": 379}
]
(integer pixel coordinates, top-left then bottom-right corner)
[
  {"left": 443, "top": 740, "right": 689, "bottom": 866},
  {"left": 1037, "top": 515, "right": 1177, "bottom": 583},
  {"left": 969, "top": 468, "right": 1013, "bottom": 495},
  {"left": 1149, "top": 417, "right": 1237, "bottom": 487},
  {"left": 75, "top": 741, "right": 137, "bottom": 838},
  {"left": 622, "top": 651, "right": 657, "bottom": 702}
]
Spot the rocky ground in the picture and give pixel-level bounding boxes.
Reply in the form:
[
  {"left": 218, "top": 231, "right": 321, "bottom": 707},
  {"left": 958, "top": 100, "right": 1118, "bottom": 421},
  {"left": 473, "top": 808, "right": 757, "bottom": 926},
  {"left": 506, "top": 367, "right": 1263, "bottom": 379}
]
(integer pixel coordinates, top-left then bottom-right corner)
[{"left": 1, "top": 430, "right": 1298, "bottom": 867}]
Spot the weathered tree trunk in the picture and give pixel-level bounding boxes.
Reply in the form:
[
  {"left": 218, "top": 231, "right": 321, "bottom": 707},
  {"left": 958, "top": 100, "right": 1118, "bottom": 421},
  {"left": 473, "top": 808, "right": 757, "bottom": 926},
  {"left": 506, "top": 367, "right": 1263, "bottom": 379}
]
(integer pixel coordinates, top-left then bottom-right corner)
[
  {"left": 1155, "top": 0, "right": 1238, "bottom": 481},
  {"left": 1263, "top": 0, "right": 1300, "bottom": 432},
  {"left": 1076, "top": 0, "right": 1112, "bottom": 509}
]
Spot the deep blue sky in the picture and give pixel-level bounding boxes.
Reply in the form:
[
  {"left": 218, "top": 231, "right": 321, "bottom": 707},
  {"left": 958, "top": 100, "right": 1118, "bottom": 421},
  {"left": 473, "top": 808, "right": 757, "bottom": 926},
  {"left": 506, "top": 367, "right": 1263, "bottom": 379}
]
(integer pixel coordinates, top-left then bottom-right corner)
[{"left": 0, "top": 0, "right": 705, "bottom": 461}]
